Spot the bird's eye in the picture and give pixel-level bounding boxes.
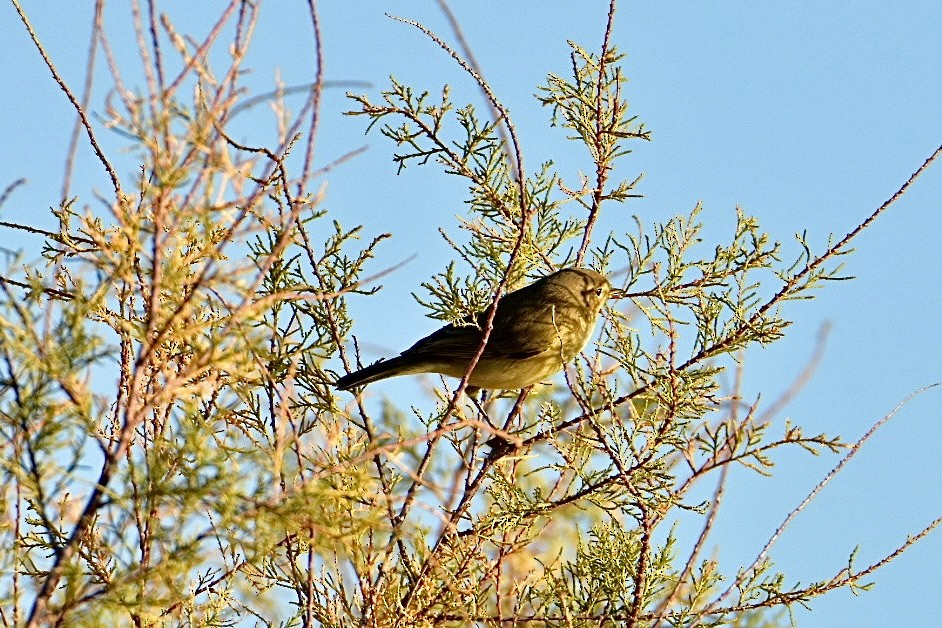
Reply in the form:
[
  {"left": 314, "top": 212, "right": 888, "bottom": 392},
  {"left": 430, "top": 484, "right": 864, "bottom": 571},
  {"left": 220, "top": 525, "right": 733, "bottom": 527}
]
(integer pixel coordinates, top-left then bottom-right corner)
[{"left": 595, "top": 287, "right": 605, "bottom": 296}]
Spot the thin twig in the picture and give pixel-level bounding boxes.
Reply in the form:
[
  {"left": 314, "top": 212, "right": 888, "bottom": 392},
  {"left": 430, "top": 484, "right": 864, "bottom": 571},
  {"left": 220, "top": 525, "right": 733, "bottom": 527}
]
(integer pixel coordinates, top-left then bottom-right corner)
[
  {"left": 297, "top": 0, "right": 324, "bottom": 196},
  {"left": 576, "top": 0, "right": 617, "bottom": 265},
  {"left": 62, "top": 2, "right": 103, "bottom": 199},
  {"left": 691, "top": 382, "right": 941, "bottom": 626},
  {"left": 0, "top": 179, "right": 27, "bottom": 210},
  {"left": 162, "top": 0, "right": 239, "bottom": 99},
  {"left": 387, "top": 12, "right": 526, "bottom": 210},
  {"left": 434, "top": 0, "right": 520, "bottom": 191},
  {"left": 11, "top": 0, "right": 123, "bottom": 200}
]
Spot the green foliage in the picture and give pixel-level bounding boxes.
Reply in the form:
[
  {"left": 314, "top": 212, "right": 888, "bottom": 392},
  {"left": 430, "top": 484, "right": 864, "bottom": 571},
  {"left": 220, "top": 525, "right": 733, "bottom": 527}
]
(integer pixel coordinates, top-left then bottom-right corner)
[{"left": 0, "top": 3, "right": 935, "bottom": 627}]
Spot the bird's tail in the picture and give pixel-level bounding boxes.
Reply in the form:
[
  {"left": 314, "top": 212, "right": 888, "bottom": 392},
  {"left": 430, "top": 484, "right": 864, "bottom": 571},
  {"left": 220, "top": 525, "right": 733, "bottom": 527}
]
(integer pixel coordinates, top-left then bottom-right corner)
[{"left": 334, "top": 356, "right": 420, "bottom": 390}]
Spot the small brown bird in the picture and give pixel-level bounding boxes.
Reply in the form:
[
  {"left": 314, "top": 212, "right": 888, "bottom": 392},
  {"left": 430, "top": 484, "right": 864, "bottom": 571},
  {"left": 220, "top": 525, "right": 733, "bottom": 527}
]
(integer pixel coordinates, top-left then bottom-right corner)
[{"left": 335, "top": 267, "right": 620, "bottom": 391}]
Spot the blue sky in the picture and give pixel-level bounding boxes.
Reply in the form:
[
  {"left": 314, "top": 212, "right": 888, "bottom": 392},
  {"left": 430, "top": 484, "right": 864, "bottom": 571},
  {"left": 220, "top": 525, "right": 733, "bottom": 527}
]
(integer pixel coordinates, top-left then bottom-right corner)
[{"left": 3, "top": 3, "right": 941, "bottom": 625}]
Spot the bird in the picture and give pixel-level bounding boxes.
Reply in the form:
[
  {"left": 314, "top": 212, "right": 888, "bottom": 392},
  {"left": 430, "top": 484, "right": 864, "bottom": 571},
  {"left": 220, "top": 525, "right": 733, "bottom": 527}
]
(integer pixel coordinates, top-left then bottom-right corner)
[{"left": 335, "top": 267, "right": 620, "bottom": 392}]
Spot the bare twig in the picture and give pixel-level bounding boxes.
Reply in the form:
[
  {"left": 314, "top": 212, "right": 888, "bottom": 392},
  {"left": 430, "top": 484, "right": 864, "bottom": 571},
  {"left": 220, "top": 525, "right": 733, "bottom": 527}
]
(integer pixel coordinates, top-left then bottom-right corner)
[
  {"left": 0, "top": 179, "right": 27, "bottom": 210},
  {"left": 11, "top": 0, "right": 123, "bottom": 201},
  {"left": 62, "top": 2, "right": 103, "bottom": 199}
]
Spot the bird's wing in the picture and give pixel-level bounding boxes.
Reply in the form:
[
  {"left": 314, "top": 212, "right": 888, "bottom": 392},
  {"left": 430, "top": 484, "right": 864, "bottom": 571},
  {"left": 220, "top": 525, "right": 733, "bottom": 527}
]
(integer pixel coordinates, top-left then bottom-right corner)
[{"left": 403, "top": 315, "right": 548, "bottom": 361}]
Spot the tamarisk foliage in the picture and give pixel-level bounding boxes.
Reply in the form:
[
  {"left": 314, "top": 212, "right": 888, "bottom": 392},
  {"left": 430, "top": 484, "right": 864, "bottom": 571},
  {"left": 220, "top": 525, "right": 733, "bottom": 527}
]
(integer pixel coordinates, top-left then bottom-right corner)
[{"left": 1, "top": 2, "right": 938, "bottom": 626}]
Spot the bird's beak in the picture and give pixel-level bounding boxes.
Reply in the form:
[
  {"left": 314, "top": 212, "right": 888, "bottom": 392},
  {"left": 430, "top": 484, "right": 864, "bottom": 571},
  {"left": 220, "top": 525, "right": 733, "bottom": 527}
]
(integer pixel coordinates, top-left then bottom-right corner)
[{"left": 608, "top": 288, "right": 628, "bottom": 300}]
